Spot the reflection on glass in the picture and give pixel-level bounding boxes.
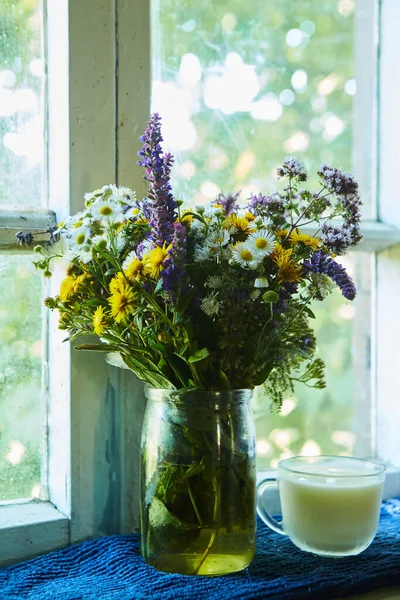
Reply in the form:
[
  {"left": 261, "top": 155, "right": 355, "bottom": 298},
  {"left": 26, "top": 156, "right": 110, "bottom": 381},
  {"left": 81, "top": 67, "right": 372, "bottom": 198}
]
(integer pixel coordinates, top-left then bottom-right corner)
[
  {"left": 0, "top": 256, "right": 43, "bottom": 501},
  {"left": 153, "top": 0, "right": 368, "bottom": 466},
  {"left": 0, "top": 0, "right": 43, "bottom": 207}
]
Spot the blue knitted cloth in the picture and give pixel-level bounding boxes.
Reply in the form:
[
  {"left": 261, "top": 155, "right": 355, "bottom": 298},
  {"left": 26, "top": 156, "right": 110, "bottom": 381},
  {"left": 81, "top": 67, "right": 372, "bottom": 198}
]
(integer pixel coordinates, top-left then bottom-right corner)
[{"left": 1, "top": 499, "right": 400, "bottom": 600}]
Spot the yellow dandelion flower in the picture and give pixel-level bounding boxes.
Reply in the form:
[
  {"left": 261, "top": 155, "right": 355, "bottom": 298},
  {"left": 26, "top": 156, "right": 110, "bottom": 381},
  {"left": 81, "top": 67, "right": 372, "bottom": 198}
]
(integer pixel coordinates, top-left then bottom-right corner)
[
  {"left": 59, "top": 276, "right": 75, "bottom": 302},
  {"left": 109, "top": 272, "right": 126, "bottom": 294},
  {"left": 73, "top": 272, "right": 89, "bottom": 292},
  {"left": 93, "top": 305, "right": 107, "bottom": 335},
  {"left": 245, "top": 211, "right": 256, "bottom": 222},
  {"left": 289, "top": 231, "right": 320, "bottom": 250},
  {"left": 224, "top": 214, "right": 254, "bottom": 234},
  {"left": 180, "top": 211, "right": 194, "bottom": 227},
  {"left": 143, "top": 244, "right": 170, "bottom": 279},
  {"left": 273, "top": 245, "right": 302, "bottom": 283},
  {"left": 108, "top": 283, "right": 137, "bottom": 324},
  {"left": 124, "top": 258, "right": 145, "bottom": 281},
  {"left": 275, "top": 229, "right": 289, "bottom": 239}
]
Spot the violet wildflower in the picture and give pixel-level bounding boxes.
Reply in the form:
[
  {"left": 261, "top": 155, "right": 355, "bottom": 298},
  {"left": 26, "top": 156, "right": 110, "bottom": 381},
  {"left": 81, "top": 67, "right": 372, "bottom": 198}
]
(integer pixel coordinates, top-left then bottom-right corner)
[
  {"left": 303, "top": 251, "right": 356, "bottom": 300},
  {"left": 318, "top": 164, "right": 358, "bottom": 198},
  {"left": 162, "top": 221, "right": 187, "bottom": 295},
  {"left": 16, "top": 231, "right": 34, "bottom": 246},
  {"left": 277, "top": 156, "right": 307, "bottom": 181},
  {"left": 247, "top": 193, "right": 286, "bottom": 225},
  {"left": 137, "top": 113, "right": 177, "bottom": 245},
  {"left": 275, "top": 282, "right": 299, "bottom": 314},
  {"left": 214, "top": 191, "right": 240, "bottom": 216}
]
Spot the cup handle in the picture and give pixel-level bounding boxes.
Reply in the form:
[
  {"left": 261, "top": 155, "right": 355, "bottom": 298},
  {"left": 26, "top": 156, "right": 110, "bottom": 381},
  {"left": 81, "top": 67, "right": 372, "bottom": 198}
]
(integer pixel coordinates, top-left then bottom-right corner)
[{"left": 257, "top": 477, "right": 286, "bottom": 536}]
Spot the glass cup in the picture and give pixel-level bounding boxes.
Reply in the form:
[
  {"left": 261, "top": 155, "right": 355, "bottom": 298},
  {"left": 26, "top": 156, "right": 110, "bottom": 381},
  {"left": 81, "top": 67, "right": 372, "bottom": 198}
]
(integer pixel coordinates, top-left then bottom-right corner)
[{"left": 257, "top": 455, "right": 386, "bottom": 557}]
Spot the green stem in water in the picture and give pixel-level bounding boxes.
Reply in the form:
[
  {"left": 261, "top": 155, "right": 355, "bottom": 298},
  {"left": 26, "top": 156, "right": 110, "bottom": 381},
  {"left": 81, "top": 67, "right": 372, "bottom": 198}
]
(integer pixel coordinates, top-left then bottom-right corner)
[
  {"left": 186, "top": 478, "right": 203, "bottom": 526},
  {"left": 191, "top": 475, "right": 220, "bottom": 576}
]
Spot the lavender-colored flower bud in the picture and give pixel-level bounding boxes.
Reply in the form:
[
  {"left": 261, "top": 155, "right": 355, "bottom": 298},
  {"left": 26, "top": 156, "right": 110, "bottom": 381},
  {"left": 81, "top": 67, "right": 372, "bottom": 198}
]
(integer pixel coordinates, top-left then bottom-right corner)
[{"left": 303, "top": 250, "right": 356, "bottom": 300}]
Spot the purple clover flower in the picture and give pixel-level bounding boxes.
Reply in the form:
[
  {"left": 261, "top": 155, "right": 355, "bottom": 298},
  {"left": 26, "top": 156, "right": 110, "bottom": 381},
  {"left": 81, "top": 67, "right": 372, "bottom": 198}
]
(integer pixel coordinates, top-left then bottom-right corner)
[
  {"left": 162, "top": 221, "right": 187, "bottom": 296},
  {"left": 214, "top": 191, "right": 240, "bottom": 216},
  {"left": 137, "top": 113, "right": 177, "bottom": 245},
  {"left": 303, "top": 251, "right": 356, "bottom": 300}
]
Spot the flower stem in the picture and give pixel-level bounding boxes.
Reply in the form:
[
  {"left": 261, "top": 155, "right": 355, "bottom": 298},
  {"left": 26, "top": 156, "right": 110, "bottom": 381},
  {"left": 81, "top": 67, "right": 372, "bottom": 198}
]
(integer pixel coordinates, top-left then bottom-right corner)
[{"left": 191, "top": 475, "right": 220, "bottom": 575}]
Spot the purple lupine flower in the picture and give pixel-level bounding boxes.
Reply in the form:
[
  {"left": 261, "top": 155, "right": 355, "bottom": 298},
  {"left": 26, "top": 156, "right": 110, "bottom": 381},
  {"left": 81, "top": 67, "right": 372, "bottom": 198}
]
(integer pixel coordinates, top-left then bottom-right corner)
[
  {"left": 277, "top": 156, "right": 308, "bottom": 181},
  {"left": 214, "top": 191, "right": 240, "bottom": 216},
  {"left": 303, "top": 251, "right": 356, "bottom": 300},
  {"left": 162, "top": 221, "right": 187, "bottom": 296},
  {"left": 137, "top": 114, "right": 177, "bottom": 245}
]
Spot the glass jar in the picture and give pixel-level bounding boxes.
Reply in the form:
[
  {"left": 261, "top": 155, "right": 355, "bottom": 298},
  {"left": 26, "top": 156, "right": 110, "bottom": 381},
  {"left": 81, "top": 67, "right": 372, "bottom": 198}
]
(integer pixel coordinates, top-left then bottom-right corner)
[{"left": 140, "top": 388, "right": 256, "bottom": 576}]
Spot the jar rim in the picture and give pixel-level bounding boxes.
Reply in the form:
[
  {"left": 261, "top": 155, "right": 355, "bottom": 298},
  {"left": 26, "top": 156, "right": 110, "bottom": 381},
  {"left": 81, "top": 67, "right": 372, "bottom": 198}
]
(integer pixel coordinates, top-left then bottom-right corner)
[{"left": 144, "top": 387, "right": 253, "bottom": 403}]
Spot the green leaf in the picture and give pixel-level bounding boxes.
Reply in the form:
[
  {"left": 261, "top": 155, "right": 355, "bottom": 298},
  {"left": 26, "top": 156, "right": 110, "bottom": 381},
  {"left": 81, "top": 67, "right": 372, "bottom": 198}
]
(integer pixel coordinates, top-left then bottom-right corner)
[
  {"left": 154, "top": 278, "right": 164, "bottom": 294},
  {"left": 122, "top": 353, "right": 175, "bottom": 389},
  {"left": 304, "top": 307, "right": 316, "bottom": 319},
  {"left": 188, "top": 347, "right": 210, "bottom": 364},
  {"left": 75, "top": 343, "right": 121, "bottom": 352},
  {"left": 105, "top": 352, "right": 130, "bottom": 369}
]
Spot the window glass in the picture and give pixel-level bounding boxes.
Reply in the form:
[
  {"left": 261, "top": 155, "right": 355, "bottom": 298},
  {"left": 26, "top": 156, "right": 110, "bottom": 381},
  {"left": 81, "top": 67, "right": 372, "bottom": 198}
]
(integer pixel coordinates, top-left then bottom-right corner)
[
  {"left": 153, "top": 0, "right": 371, "bottom": 465},
  {"left": 0, "top": 0, "right": 43, "bottom": 207},
  {"left": 0, "top": 256, "right": 43, "bottom": 501}
]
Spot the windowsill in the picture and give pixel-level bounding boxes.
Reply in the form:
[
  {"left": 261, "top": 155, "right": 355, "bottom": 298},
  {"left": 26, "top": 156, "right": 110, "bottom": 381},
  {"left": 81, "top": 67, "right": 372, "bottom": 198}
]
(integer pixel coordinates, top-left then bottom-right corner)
[
  {"left": 343, "top": 588, "right": 400, "bottom": 600},
  {"left": 0, "top": 501, "right": 69, "bottom": 566}
]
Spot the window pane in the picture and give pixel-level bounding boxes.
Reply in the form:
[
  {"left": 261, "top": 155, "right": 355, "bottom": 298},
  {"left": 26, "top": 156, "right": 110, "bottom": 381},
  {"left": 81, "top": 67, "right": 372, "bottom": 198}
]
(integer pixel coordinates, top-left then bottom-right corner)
[
  {"left": 0, "top": 256, "right": 44, "bottom": 502},
  {"left": 153, "top": 0, "right": 372, "bottom": 460},
  {"left": 254, "top": 253, "right": 371, "bottom": 469},
  {"left": 153, "top": 0, "right": 354, "bottom": 201},
  {"left": 0, "top": 0, "right": 44, "bottom": 207}
]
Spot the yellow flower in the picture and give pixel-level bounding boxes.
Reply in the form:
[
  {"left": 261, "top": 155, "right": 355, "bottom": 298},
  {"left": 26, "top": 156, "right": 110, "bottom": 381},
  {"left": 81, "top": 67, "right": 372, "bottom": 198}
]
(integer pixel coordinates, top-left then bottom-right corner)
[
  {"left": 289, "top": 231, "right": 320, "bottom": 250},
  {"left": 59, "top": 276, "right": 75, "bottom": 302},
  {"left": 124, "top": 258, "right": 145, "bottom": 281},
  {"left": 223, "top": 214, "right": 254, "bottom": 234},
  {"left": 93, "top": 305, "right": 107, "bottom": 335},
  {"left": 180, "top": 211, "right": 194, "bottom": 227},
  {"left": 245, "top": 211, "right": 256, "bottom": 222},
  {"left": 73, "top": 273, "right": 89, "bottom": 292},
  {"left": 275, "top": 229, "right": 289, "bottom": 240},
  {"left": 143, "top": 244, "right": 170, "bottom": 279},
  {"left": 273, "top": 244, "right": 302, "bottom": 283},
  {"left": 108, "top": 281, "right": 137, "bottom": 324},
  {"left": 109, "top": 272, "right": 126, "bottom": 294}
]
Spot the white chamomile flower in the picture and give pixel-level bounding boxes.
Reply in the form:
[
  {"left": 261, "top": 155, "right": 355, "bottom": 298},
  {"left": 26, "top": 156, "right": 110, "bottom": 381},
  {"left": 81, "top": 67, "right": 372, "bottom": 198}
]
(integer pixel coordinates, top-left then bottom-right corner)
[
  {"left": 91, "top": 199, "right": 124, "bottom": 224},
  {"left": 122, "top": 250, "right": 139, "bottom": 271},
  {"left": 254, "top": 276, "right": 269, "bottom": 289},
  {"left": 200, "top": 292, "right": 222, "bottom": 317},
  {"left": 118, "top": 186, "right": 135, "bottom": 200},
  {"left": 206, "top": 229, "right": 230, "bottom": 248},
  {"left": 256, "top": 218, "right": 273, "bottom": 230},
  {"left": 194, "top": 245, "right": 212, "bottom": 262},
  {"left": 124, "top": 206, "right": 141, "bottom": 219},
  {"left": 70, "top": 225, "right": 91, "bottom": 249},
  {"left": 231, "top": 242, "right": 260, "bottom": 269},
  {"left": 91, "top": 235, "right": 108, "bottom": 250},
  {"left": 246, "top": 231, "right": 276, "bottom": 257},
  {"left": 77, "top": 245, "right": 93, "bottom": 264}
]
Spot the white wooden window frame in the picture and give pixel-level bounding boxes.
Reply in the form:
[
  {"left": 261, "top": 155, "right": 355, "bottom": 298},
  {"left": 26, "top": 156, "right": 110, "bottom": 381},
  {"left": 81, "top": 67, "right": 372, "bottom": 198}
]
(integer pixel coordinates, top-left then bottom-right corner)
[{"left": 1, "top": 0, "right": 400, "bottom": 567}]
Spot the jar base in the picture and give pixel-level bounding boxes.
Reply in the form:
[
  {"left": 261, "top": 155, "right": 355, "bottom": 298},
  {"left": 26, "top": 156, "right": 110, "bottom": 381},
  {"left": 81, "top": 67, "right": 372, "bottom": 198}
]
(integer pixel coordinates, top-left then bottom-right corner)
[{"left": 149, "top": 550, "right": 255, "bottom": 576}]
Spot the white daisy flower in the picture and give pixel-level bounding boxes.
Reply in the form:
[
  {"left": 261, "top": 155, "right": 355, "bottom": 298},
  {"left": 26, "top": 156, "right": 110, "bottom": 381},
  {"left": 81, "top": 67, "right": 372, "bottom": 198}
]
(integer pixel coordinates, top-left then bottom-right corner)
[
  {"left": 205, "top": 229, "right": 230, "bottom": 248},
  {"left": 124, "top": 206, "right": 141, "bottom": 219},
  {"left": 91, "top": 235, "right": 108, "bottom": 250},
  {"left": 231, "top": 242, "right": 260, "bottom": 269},
  {"left": 118, "top": 186, "right": 135, "bottom": 201},
  {"left": 194, "top": 245, "right": 212, "bottom": 262},
  {"left": 91, "top": 200, "right": 124, "bottom": 224},
  {"left": 122, "top": 250, "right": 140, "bottom": 271},
  {"left": 254, "top": 276, "right": 270, "bottom": 288},
  {"left": 246, "top": 231, "right": 276, "bottom": 257},
  {"left": 70, "top": 226, "right": 91, "bottom": 249},
  {"left": 256, "top": 217, "right": 274, "bottom": 230},
  {"left": 200, "top": 292, "right": 222, "bottom": 317},
  {"left": 78, "top": 246, "right": 93, "bottom": 264}
]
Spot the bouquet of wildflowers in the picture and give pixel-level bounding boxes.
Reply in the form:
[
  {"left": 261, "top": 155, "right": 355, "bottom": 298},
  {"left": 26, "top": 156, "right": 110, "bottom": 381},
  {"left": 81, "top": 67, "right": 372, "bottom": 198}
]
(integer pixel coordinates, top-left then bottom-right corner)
[{"left": 24, "top": 113, "right": 361, "bottom": 406}]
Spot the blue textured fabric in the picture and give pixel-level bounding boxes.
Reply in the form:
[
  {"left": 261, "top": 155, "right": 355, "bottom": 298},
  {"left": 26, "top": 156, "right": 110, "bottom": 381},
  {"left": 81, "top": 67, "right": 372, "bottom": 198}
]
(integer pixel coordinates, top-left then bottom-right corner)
[{"left": 1, "top": 499, "right": 400, "bottom": 600}]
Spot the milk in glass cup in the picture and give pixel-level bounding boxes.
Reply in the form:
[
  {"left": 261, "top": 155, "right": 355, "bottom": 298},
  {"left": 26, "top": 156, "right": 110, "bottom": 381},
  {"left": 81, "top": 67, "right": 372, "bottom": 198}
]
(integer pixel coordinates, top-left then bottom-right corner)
[{"left": 257, "top": 456, "right": 386, "bottom": 557}]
